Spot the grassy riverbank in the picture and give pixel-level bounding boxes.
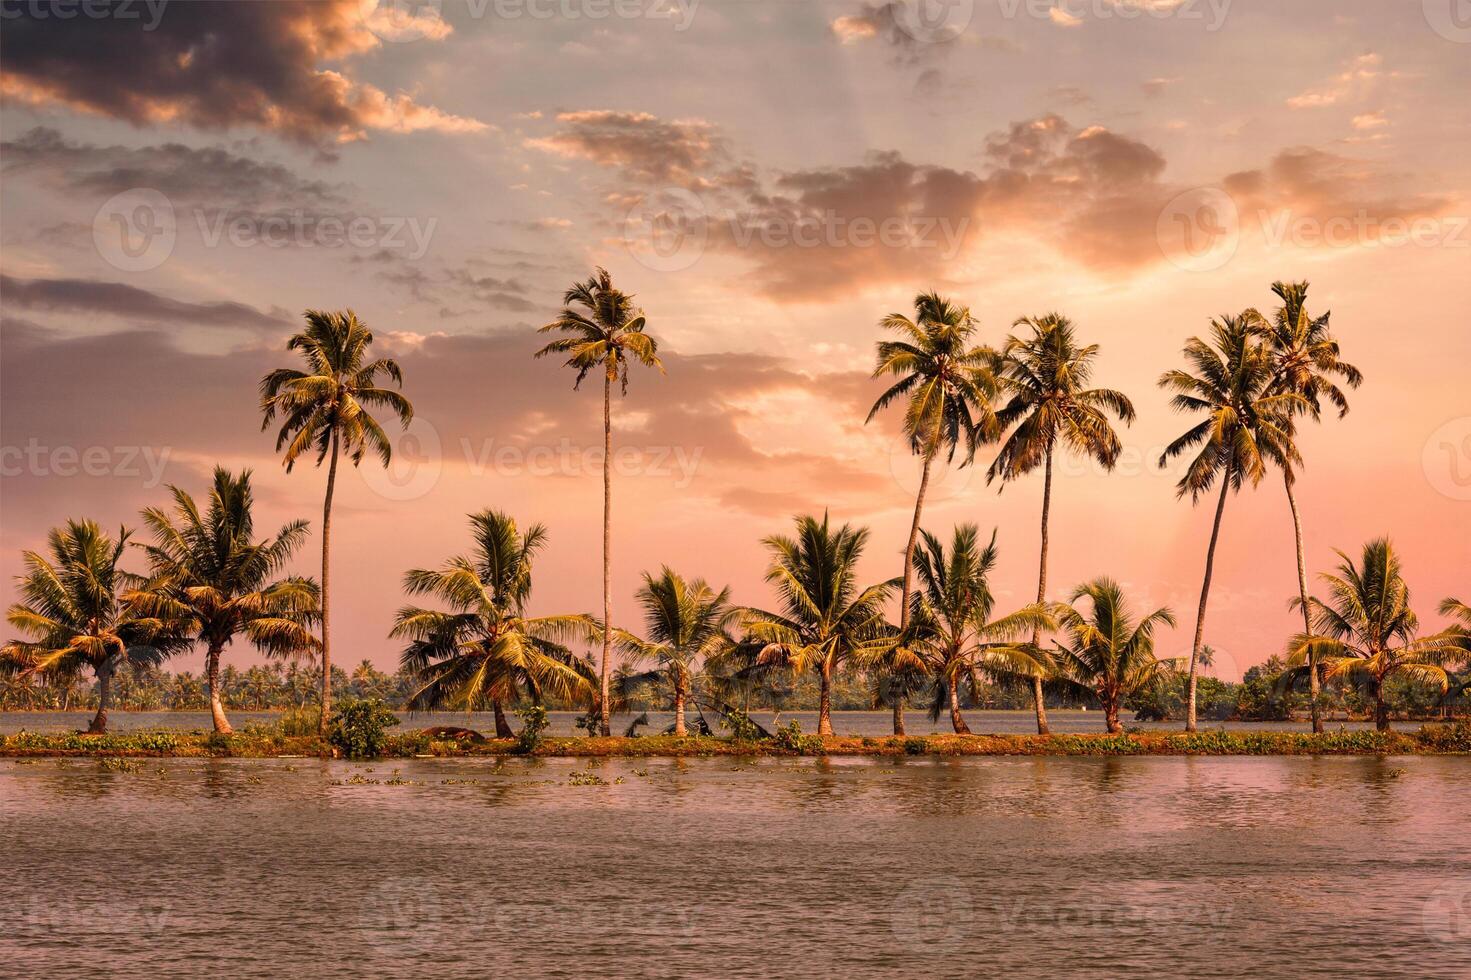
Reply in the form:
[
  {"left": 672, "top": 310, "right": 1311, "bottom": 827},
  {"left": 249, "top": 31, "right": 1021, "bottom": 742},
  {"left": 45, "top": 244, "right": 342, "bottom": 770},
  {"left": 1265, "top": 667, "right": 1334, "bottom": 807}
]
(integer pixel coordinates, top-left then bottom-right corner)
[{"left": 4, "top": 724, "right": 1471, "bottom": 759}]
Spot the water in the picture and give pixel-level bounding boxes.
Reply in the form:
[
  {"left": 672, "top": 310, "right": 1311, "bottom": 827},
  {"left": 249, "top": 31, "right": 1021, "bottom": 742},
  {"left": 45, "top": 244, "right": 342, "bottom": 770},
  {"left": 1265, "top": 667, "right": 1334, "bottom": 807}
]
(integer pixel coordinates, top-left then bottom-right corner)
[
  {"left": 0, "top": 708, "right": 1378, "bottom": 736},
  {"left": 2, "top": 755, "right": 1467, "bottom": 978}
]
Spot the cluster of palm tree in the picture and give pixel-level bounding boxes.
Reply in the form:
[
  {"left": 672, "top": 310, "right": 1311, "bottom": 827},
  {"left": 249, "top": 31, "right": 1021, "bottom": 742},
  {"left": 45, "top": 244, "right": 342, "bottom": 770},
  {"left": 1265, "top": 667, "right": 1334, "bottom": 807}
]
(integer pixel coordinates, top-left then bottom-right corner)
[{"left": 4, "top": 274, "right": 1467, "bottom": 736}]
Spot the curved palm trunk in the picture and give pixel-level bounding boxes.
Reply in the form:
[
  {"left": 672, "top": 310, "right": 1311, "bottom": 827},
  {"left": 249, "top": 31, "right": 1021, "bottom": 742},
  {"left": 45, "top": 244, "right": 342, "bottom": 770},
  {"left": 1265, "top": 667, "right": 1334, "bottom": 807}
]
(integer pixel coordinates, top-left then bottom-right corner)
[
  {"left": 1030, "top": 447, "right": 1055, "bottom": 735},
  {"left": 893, "top": 436, "right": 940, "bottom": 736},
  {"left": 1283, "top": 474, "right": 1322, "bottom": 732},
  {"left": 493, "top": 699, "right": 513, "bottom": 739},
  {"left": 674, "top": 667, "right": 688, "bottom": 737},
  {"left": 818, "top": 660, "right": 834, "bottom": 736},
  {"left": 318, "top": 429, "right": 340, "bottom": 736},
  {"left": 1187, "top": 473, "right": 1232, "bottom": 733},
  {"left": 600, "top": 372, "right": 613, "bottom": 737},
  {"left": 949, "top": 676, "right": 971, "bottom": 734},
  {"left": 206, "top": 641, "right": 233, "bottom": 734},
  {"left": 1102, "top": 687, "right": 1122, "bottom": 734},
  {"left": 87, "top": 659, "right": 114, "bottom": 734}
]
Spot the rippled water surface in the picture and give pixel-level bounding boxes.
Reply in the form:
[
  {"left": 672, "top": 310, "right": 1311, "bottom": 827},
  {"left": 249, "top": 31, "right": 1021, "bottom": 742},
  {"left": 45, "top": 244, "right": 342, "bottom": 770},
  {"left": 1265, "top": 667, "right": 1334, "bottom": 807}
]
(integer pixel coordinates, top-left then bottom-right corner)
[{"left": 3, "top": 755, "right": 1468, "bottom": 978}]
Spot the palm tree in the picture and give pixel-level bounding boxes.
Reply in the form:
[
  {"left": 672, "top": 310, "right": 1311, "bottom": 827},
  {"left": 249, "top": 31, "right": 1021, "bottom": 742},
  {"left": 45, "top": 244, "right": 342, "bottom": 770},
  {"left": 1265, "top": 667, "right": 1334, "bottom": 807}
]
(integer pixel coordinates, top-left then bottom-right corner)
[
  {"left": 129, "top": 467, "right": 319, "bottom": 733},
  {"left": 1051, "top": 579, "right": 1178, "bottom": 733},
  {"left": 866, "top": 292, "right": 1000, "bottom": 735},
  {"left": 987, "top": 314, "right": 1136, "bottom": 734},
  {"left": 907, "top": 524, "right": 1054, "bottom": 733},
  {"left": 259, "top": 310, "right": 412, "bottom": 733},
  {"left": 391, "top": 510, "right": 593, "bottom": 738},
  {"left": 537, "top": 268, "right": 663, "bottom": 736},
  {"left": 1, "top": 520, "right": 181, "bottom": 733},
  {"left": 613, "top": 568, "right": 739, "bottom": 736},
  {"left": 744, "top": 513, "right": 897, "bottom": 736},
  {"left": 1251, "top": 281, "right": 1362, "bottom": 733},
  {"left": 1290, "top": 539, "right": 1458, "bottom": 731},
  {"left": 1159, "top": 315, "right": 1304, "bottom": 731}
]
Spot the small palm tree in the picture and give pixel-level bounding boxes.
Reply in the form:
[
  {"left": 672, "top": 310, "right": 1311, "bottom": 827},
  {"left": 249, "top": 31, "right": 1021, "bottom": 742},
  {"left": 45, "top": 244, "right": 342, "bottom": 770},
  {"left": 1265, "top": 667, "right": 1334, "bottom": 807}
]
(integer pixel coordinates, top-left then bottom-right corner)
[
  {"left": 260, "top": 309, "right": 412, "bottom": 733},
  {"left": 130, "top": 467, "right": 319, "bottom": 733},
  {"left": 1051, "top": 579, "right": 1178, "bottom": 733},
  {"left": 1159, "top": 314, "right": 1304, "bottom": 731},
  {"left": 613, "top": 568, "right": 739, "bottom": 736},
  {"left": 744, "top": 513, "right": 897, "bottom": 736},
  {"left": 907, "top": 525, "right": 1053, "bottom": 733},
  {"left": 866, "top": 292, "right": 1000, "bottom": 735},
  {"left": 391, "top": 510, "right": 593, "bottom": 738},
  {"left": 1, "top": 520, "right": 181, "bottom": 733},
  {"left": 537, "top": 268, "right": 663, "bottom": 736},
  {"left": 1251, "top": 281, "right": 1362, "bottom": 732},
  {"left": 1290, "top": 539, "right": 1457, "bottom": 731},
  {"left": 988, "top": 314, "right": 1136, "bottom": 734}
]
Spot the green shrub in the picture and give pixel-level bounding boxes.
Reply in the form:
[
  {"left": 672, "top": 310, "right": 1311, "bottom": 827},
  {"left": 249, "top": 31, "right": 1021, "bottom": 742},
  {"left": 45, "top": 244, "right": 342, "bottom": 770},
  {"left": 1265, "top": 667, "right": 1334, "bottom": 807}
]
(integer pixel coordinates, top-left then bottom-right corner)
[
  {"left": 902, "top": 737, "right": 929, "bottom": 755},
  {"left": 1415, "top": 721, "right": 1471, "bottom": 752},
  {"left": 276, "top": 705, "right": 322, "bottom": 738},
  {"left": 771, "top": 720, "right": 824, "bottom": 754},
  {"left": 515, "top": 703, "right": 549, "bottom": 755},
  {"left": 722, "top": 708, "right": 761, "bottom": 743},
  {"left": 328, "top": 698, "right": 400, "bottom": 759}
]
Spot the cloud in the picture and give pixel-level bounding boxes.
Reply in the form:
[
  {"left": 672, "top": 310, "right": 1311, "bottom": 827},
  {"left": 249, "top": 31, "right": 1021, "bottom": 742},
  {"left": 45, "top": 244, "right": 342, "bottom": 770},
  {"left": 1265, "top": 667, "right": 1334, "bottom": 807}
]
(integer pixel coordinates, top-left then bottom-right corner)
[
  {"left": 0, "top": 1, "right": 485, "bottom": 149},
  {"left": 1351, "top": 111, "right": 1388, "bottom": 131},
  {"left": 524, "top": 111, "right": 727, "bottom": 187},
  {"left": 1286, "top": 52, "right": 1391, "bottom": 109},
  {"left": 1141, "top": 77, "right": 1179, "bottom": 97},
  {"left": 0, "top": 275, "right": 291, "bottom": 333},
  {"left": 1049, "top": 7, "right": 1083, "bottom": 27}
]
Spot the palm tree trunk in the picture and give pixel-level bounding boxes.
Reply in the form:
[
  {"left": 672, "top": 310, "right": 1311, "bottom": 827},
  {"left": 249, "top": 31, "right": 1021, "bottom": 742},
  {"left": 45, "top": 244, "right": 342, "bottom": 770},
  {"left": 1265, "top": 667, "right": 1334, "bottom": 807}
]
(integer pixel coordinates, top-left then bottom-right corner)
[
  {"left": 893, "top": 437, "right": 940, "bottom": 736},
  {"left": 600, "top": 372, "right": 613, "bottom": 737},
  {"left": 818, "top": 660, "right": 833, "bottom": 736},
  {"left": 1104, "top": 690, "right": 1121, "bottom": 734},
  {"left": 674, "top": 667, "right": 688, "bottom": 737},
  {"left": 1187, "top": 472, "right": 1232, "bottom": 733},
  {"left": 1283, "top": 474, "right": 1322, "bottom": 733},
  {"left": 493, "top": 699, "right": 513, "bottom": 739},
  {"left": 206, "top": 641, "right": 232, "bottom": 734},
  {"left": 1374, "top": 677, "right": 1390, "bottom": 732},
  {"left": 949, "top": 677, "right": 970, "bottom": 734},
  {"left": 1030, "top": 446, "right": 1055, "bottom": 735},
  {"left": 318, "top": 428, "right": 340, "bottom": 736},
  {"left": 88, "top": 659, "right": 114, "bottom": 734}
]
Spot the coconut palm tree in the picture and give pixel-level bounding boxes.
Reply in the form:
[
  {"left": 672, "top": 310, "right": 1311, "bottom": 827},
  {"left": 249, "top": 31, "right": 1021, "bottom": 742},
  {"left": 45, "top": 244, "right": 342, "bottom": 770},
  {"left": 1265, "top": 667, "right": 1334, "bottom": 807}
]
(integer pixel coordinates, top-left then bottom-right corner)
[
  {"left": 613, "top": 568, "right": 740, "bottom": 736},
  {"left": 1, "top": 520, "right": 181, "bottom": 733},
  {"left": 391, "top": 510, "right": 593, "bottom": 738},
  {"left": 1251, "top": 281, "right": 1362, "bottom": 732},
  {"left": 130, "top": 467, "right": 319, "bottom": 733},
  {"left": 537, "top": 268, "right": 663, "bottom": 736},
  {"left": 866, "top": 292, "right": 1001, "bottom": 735},
  {"left": 259, "top": 309, "right": 412, "bottom": 733},
  {"left": 987, "top": 314, "right": 1136, "bottom": 735},
  {"left": 1159, "top": 315, "right": 1304, "bottom": 731},
  {"left": 907, "top": 524, "right": 1054, "bottom": 733},
  {"left": 1051, "top": 579, "right": 1178, "bottom": 733},
  {"left": 1289, "top": 539, "right": 1458, "bottom": 731},
  {"left": 743, "top": 513, "right": 897, "bottom": 736}
]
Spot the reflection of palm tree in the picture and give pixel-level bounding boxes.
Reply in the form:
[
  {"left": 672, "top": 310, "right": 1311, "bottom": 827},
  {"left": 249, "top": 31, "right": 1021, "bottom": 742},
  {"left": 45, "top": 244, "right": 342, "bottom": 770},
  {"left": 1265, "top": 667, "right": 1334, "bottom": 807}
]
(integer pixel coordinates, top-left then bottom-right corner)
[
  {"left": 989, "top": 314, "right": 1135, "bottom": 734},
  {"left": 260, "top": 310, "right": 412, "bottom": 732},
  {"left": 1159, "top": 315, "right": 1303, "bottom": 731},
  {"left": 537, "top": 268, "right": 663, "bottom": 735},
  {"left": 867, "top": 293, "right": 1000, "bottom": 734},
  {"left": 1052, "top": 579, "right": 1178, "bottom": 733},
  {"left": 1290, "top": 540, "right": 1458, "bottom": 731},
  {"left": 1251, "top": 281, "right": 1362, "bottom": 732}
]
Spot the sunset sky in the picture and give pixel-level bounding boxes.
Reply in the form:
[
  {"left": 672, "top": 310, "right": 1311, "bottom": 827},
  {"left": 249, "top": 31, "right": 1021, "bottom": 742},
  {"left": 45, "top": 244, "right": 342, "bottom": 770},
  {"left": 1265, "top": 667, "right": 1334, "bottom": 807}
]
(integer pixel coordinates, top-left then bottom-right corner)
[{"left": 1, "top": 0, "right": 1467, "bottom": 681}]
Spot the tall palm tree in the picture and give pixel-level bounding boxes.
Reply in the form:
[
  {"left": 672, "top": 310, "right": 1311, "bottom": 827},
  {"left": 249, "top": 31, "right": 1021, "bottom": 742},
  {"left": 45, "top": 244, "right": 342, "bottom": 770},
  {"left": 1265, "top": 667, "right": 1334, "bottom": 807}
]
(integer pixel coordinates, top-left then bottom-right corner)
[
  {"left": 129, "top": 467, "right": 319, "bottom": 733},
  {"left": 1159, "top": 315, "right": 1304, "bottom": 731},
  {"left": 1051, "top": 578, "right": 1178, "bottom": 733},
  {"left": 744, "top": 513, "right": 897, "bottom": 736},
  {"left": 1290, "top": 539, "right": 1457, "bottom": 731},
  {"left": 1, "top": 520, "right": 181, "bottom": 733},
  {"left": 613, "top": 568, "right": 740, "bottom": 736},
  {"left": 866, "top": 292, "right": 1000, "bottom": 735},
  {"left": 391, "top": 510, "right": 593, "bottom": 738},
  {"left": 907, "top": 524, "right": 1053, "bottom": 733},
  {"left": 259, "top": 310, "right": 412, "bottom": 733},
  {"left": 987, "top": 314, "right": 1136, "bottom": 734},
  {"left": 1251, "top": 281, "right": 1362, "bottom": 732},
  {"left": 537, "top": 268, "right": 663, "bottom": 736}
]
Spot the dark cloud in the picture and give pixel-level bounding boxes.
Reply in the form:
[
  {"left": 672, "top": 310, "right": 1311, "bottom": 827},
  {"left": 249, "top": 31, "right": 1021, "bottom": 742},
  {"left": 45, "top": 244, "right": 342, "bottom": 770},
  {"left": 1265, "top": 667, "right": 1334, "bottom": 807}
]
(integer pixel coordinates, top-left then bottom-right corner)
[
  {"left": 525, "top": 110, "right": 730, "bottom": 187},
  {"left": 0, "top": 0, "right": 483, "bottom": 150},
  {"left": 0, "top": 274, "right": 291, "bottom": 333}
]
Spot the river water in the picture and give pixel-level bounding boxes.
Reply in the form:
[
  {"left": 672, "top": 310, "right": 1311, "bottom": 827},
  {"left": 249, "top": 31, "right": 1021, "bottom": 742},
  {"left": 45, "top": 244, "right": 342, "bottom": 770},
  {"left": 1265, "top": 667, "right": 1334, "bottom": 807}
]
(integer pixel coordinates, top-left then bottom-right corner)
[{"left": 2, "top": 755, "right": 1467, "bottom": 978}]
